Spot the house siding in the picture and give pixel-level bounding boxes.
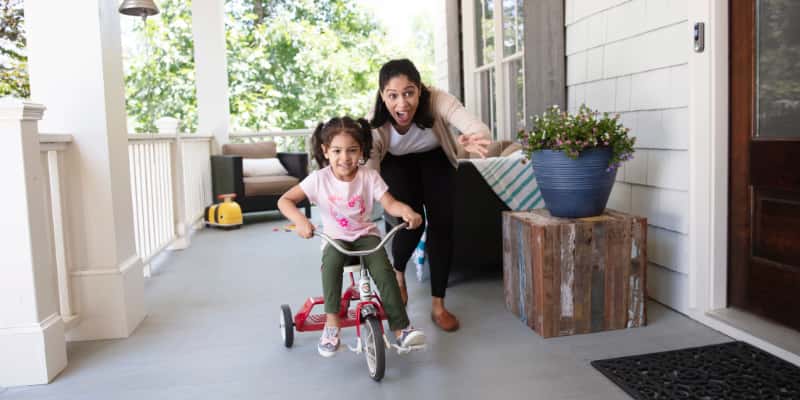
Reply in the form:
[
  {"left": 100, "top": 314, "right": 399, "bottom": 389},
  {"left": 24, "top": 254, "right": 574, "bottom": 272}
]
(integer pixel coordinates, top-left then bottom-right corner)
[{"left": 566, "top": 0, "right": 690, "bottom": 312}]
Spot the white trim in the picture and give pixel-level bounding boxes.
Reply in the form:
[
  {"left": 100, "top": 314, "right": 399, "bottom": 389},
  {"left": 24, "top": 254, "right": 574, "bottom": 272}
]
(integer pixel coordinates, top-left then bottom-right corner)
[
  {"left": 693, "top": 312, "right": 800, "bottom": 366},
  {"left": 460, "top": 0, "right": 525, "bottom": 140},
  {"left": 501, "top": 52, "right": 524, "bottom": 64},
  {"left": 0, "top": 99, "right": 46, "bottom": 121},
  {"left": 0, "top": 312, "right": 66, "bottom": 386},
  {"left": 688, "top": 0, "right": 728, "bottom": 316},
  {"left": 492, "top": 0, "right": 508, "bottom": 140},
  {"left": 474, "top": 64, "right": 494, "bottom": 73},
  {"left": 707, "top": 0, "right": 730, "bottom": 311},
  {"left": 70, "top": 254, "right": 142, "bottom": 277},
  {"left": 0, "top": 313, "right": 61, "bottom": 336},
  {"left": 38, "top": 134, "right": 73, "bottom": 144},
  {"left": 461, "top": 1, "right": 478, "bottom": 114},
  {"left": 127, "top": 133, "right": 177, "bottom": 142},
  {"left": 687, "top": 0, "right": 799, "bottom": 364},
  {"left": 229, "top": 129, "right": 312, "bottom": 138}
]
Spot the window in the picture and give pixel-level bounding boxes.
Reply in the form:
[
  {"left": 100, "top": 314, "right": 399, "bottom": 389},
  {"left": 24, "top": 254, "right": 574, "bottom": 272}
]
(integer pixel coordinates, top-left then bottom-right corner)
[{"left": 464, "top": 0, "right": 525, "bottom": 140}]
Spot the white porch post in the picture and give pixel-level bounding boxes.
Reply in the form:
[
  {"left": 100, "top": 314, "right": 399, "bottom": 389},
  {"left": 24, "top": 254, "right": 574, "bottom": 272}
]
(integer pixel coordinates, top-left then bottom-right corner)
[
  {"left": 24, "top": 0, "right": 146, "bottom": 341},
  {"left": 0, "top": 100, "right": 68, "bottom": 386},
  {"left": 192, "top": 0, "right": 231, "bottom": 147}
]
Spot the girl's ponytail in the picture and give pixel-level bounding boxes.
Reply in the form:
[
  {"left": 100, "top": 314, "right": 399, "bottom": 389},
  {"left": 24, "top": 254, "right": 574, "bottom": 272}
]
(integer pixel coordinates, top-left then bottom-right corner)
[
  {"left": 311, "top": 122, "right": 327, "bottom": 168},
  {"left": 356, "top": 117, "right": 373, "bottom": 163}
]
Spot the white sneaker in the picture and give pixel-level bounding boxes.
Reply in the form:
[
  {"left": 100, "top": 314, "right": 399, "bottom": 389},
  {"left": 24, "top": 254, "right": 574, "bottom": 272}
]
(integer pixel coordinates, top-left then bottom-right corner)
[
  {"left": 318, "top": 326, "right": 340, "bottom": 357},
  {"left": 396, "top": 326, "right": 426, "bottom": 348}
]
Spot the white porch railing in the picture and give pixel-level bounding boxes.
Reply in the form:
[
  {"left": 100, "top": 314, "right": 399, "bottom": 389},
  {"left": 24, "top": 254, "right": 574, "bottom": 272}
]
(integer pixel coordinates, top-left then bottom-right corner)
[
  {"left": 39, "top": 134, "right": 79, "bottom": 329},
  {"left": 127, "top": 133, "right": 213, "bottom": 267},
  {"left": 229, "top": 129, "right": 313, "bottom": 154}
]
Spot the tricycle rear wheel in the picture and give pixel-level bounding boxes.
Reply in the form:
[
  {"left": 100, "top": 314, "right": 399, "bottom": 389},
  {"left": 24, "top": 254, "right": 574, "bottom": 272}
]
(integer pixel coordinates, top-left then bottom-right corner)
[{"left": 280, "top": 304, "right": 294, "bottom": 348}]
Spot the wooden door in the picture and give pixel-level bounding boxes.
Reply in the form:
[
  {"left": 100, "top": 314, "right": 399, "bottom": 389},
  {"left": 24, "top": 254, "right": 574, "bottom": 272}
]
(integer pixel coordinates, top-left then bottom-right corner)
[{"left": 729, "top": 0, "right": 800, "bottom": 331}]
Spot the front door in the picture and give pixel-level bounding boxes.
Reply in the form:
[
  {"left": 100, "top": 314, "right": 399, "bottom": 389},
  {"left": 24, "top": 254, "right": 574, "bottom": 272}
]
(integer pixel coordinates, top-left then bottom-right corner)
[{"left": 729, "top": 0, "right": 800, "bottom": 331}]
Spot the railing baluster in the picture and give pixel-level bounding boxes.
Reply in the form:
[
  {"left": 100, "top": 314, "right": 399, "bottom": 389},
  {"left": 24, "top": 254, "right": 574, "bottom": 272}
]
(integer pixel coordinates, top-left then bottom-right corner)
[
  {"left": 39, "top": 134, "right": 77, "bottom": 328},
  {"left": 47, "top": 150, "right": 72, "bottom": 319}
]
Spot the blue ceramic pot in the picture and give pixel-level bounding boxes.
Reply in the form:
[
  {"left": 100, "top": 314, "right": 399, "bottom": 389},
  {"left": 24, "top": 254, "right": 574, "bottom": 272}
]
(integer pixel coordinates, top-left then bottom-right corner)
[{"left": 530, "top": 148, "right": 617, "bottom": 218}]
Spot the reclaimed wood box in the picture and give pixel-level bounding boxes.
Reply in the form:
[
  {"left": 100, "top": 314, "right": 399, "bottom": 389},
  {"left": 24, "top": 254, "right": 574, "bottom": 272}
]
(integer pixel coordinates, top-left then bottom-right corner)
[{"left": 502, "top": 209, "right": 647, "bottom": 338}]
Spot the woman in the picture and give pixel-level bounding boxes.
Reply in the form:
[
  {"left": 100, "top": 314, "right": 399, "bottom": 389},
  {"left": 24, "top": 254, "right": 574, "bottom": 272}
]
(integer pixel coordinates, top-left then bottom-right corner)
[{"left": 368, "top": 59, "right": 490, "bottom": 332}]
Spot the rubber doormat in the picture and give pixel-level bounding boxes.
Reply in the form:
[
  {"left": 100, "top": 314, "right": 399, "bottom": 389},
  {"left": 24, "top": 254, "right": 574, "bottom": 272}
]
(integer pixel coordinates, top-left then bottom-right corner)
[{"left": 591, "top": 341, "right": 800, "bottom": 399}]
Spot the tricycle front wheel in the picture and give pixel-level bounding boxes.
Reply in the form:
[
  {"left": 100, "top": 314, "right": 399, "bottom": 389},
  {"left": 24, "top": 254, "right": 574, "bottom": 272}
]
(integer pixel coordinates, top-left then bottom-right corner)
[{"left": 362, "top": 316, "right": 385, "bottom": 381}]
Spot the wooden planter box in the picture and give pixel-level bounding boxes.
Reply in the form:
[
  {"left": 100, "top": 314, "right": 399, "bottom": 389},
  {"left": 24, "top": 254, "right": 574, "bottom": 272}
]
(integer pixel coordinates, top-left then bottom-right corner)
[{"left": 502, "top": 209, "right": 647, "bottom": 338}]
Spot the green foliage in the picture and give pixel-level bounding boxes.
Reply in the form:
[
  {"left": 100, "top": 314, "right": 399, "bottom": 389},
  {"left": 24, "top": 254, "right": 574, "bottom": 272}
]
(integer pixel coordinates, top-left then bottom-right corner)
[
  {"left": 124, "top": 0, "right": 198, "bottom": 133},
  {"left": 125, "top": 0, "right": 396, "bottom": 137},
  {"left": 224, "top": 0, "right": 390, "bottom": 132},
  {"left": 518, "top": 104, "right": 636, "bottom": 171},
  {"left": 0, "top": 0, "right": 29, "bottom": 98}
]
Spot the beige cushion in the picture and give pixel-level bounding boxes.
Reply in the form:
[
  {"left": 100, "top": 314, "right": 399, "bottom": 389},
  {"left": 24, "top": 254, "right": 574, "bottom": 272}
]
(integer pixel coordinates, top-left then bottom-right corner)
[
  {"left": 243, "top": 175, "right": 299, "bottom": 196},
  {"left": 499, "top": 142, "right": 523, "bottom": 157},
  {"left": 242, "top": 158, "right": 288, "bottom": 177},
  {"left": 223, "top": 142, "right": 277, "bottom": 159}
]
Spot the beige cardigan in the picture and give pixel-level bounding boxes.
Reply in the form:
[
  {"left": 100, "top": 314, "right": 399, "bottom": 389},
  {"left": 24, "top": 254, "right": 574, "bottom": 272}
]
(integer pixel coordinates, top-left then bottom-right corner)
[{"left": 367, "top": 87, "right": 491, "bottom": 170}]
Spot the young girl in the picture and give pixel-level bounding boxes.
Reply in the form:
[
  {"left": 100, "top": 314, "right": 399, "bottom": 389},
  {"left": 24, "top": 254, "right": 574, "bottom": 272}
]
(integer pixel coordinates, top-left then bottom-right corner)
[{"left": 278, "top": 116, "right": 426, "bottom": 358}]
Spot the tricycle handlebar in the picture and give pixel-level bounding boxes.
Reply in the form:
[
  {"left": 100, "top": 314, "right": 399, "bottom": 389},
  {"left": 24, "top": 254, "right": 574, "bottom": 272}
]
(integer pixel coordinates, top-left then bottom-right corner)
[{"left": 315, "top": 222, "right": 408, "bottom": 257}]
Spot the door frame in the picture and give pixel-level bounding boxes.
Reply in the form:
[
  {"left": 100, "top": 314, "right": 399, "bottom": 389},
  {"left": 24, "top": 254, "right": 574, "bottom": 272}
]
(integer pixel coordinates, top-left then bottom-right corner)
[
  {"left": 688, "top": 0, "right": 729, "bottom": 314},
  {"left": 688, "top": 0, "right": 800, "bottom": 365}
]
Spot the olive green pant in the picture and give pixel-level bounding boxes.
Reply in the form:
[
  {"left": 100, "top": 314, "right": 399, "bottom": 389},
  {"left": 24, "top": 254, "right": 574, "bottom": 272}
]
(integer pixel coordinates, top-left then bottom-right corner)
[{"left": 322, "top": 235, "right": 410, "bottom": 331}]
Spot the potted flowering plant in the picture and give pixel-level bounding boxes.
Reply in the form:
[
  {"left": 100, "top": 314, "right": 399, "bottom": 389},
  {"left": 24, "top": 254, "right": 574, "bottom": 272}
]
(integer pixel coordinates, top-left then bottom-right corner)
[{"left": 518, "top": 104, "right": 635, "bottom": 218}]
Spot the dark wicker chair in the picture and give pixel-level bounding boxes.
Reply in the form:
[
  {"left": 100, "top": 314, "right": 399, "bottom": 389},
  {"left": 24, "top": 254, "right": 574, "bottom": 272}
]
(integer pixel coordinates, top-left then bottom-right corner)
[{"left": 211, "top": 142, "right": 311, "bottom": 218}]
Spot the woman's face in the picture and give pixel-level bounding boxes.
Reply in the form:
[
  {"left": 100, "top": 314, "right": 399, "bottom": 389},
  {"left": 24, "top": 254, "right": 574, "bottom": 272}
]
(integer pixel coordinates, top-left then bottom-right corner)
[{"left": 380, "top": 74, "right": 420, "bottom": 133}]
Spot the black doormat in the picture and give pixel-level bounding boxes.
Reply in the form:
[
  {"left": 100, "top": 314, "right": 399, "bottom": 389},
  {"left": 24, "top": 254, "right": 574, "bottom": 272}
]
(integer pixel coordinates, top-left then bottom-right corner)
[{"left": 591, "top": 341, "right": 800, "bottom": 399}]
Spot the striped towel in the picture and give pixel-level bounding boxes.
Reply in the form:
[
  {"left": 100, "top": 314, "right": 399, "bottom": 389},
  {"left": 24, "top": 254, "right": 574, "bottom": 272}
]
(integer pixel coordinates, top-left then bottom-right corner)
[
  {"left": 466, "top": 153, "right": 544, "bottom": 211},
  {"left": 414, "top": 153, "right": 543, "bottom": 281}
]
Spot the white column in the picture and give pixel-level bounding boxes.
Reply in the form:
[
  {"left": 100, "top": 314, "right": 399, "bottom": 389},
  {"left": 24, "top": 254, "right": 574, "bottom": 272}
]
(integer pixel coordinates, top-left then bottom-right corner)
[
  {"left": 0, "top": 100, "right": 68, "bottom": 386},
  {"left": 24, "top": 0, "right": 145, "bottom": 341},
  {"left": 192, "top": 0, "right": 231, "bottom": 147}
]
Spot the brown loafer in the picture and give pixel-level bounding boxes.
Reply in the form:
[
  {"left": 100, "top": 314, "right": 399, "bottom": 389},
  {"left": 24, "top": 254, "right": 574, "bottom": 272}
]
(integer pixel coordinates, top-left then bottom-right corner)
[{"left": 431, "top": 310, "right": 460, "bottom": 332}]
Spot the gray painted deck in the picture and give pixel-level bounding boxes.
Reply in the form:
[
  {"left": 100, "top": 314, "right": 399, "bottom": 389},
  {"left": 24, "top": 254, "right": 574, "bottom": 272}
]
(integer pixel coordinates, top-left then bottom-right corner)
[{"left": 3, "top": 212, "right": 730, "bottom": 400}]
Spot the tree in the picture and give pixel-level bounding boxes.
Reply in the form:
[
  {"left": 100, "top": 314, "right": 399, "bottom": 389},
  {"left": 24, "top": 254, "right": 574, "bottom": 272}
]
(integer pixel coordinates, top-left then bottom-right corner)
[
  {"left": 224, "top": 0, "right": 391, "bottom": 132},
  {"left": 0, "top": 0, "right": 29, "bottom": 99},
  {"left": 124, "top": 0, "right": 395, "bottom": 136},
  {"left": 124, "top": 0, "right": 199, "bottom": 133}
]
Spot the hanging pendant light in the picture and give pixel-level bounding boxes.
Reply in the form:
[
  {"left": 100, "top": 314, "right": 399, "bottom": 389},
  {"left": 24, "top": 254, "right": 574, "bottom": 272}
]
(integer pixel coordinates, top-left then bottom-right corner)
[{"left": 118, "top": 0, "right": 160, "bottom": 22}]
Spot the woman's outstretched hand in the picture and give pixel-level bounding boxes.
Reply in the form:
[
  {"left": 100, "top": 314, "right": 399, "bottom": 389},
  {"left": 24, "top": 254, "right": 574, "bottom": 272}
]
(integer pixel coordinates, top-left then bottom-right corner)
[
  {"left": 458, "top": 133, "right": 492, "bottom": 158},
  {"left": 402, "top": 210, "right": 423, "bottom": 230}
]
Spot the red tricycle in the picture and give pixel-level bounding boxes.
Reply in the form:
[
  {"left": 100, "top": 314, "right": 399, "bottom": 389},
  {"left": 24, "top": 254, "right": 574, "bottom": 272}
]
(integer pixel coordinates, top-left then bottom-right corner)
[{"left": 279, "top": 222, "right": 422, "bottom": 381}]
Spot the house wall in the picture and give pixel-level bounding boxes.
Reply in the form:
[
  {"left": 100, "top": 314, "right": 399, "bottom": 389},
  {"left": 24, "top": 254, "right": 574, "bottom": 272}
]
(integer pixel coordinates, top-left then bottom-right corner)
[{"left": 565, "top": 0, "right": 690, "bottom": 312}]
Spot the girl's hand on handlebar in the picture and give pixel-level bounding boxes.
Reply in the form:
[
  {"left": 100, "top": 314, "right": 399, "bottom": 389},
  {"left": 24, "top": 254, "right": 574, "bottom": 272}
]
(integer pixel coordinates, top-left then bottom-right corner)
[
  {"left": 402, "top": 211, "right": 423, "bottom": 230},
  {"left": 295, "top": 221, "right": 315, "bottom": 239}
]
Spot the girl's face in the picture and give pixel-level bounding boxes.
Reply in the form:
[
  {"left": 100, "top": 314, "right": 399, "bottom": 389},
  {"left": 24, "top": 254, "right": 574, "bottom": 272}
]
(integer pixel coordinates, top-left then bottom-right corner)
[
  {"left": 322, "top": 132, "right": 362, "bottom": 181},
  {"left": 380, "top": 74, "right": 420, "bottom": 133}
]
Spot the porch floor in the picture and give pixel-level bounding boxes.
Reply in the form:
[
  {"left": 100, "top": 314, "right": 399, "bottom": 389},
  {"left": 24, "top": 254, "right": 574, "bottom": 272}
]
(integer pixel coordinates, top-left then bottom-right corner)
[{"left": 5, "top": 211, "right": 730, "bottom": 399}]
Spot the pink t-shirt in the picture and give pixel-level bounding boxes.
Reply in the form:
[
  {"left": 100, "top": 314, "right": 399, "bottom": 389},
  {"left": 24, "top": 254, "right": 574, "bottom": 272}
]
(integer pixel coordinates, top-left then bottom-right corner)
[{"left": 299, "top": 166, "right": 389, "bottom": 241}]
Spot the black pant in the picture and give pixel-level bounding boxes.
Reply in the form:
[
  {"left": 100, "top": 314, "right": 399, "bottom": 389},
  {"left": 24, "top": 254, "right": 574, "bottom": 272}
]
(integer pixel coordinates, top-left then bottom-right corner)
[{"left": 380, "top": 147, "right": 455, "bottom": 298}]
